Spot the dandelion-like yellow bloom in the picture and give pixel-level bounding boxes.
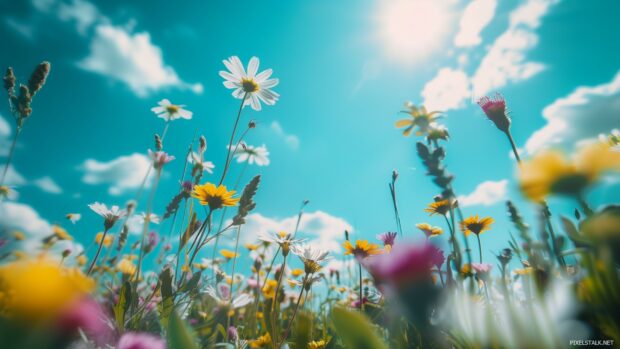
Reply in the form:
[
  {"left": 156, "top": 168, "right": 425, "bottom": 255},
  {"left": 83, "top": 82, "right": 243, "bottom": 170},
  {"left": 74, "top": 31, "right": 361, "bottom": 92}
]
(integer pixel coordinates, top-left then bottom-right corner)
[
  {"left": 95, "top": 232, "right": 114, "bottom": 247},
  {"left": 220, "top": 249, "right": 238, "bottom": 259},
  {"left": 0, "top": 258, "right": 94, "bottom": 322},
  {"left": 249, "top": 332, "right": 272, "bottom": 348},
  {"left": 262, "top": 279, "right": 278, "bottom": 299},
  {"left": 518, "top": 142, "right": 620, "bottom": 201},
  {"left": 53, "top": 225, "right": 72, "bottom": 240},
  {"left": 76, "top": 254, "right": 88, "bottom": 266},
  {"left": 291, "top": 268, "right": 304, "bottom": 277},
  {"left": 424, "top": 199, "right": 453, "bottom": 216},
  {"left": 12, "top": 231, "right": 25, "bottom": 241},
  {"left": 460, "top": 215, "right": 494, "bottom": 237},
  {"left": 116, "top": 258, "right": 137, "bottom": 276},
  {"left": 416, "top": 223, "right": 443, "bottom": 238},
  {"left": 192, "top": 183, "right": 239, "bottom": 210},
  {"left": 343, "top": 240, "right": 382, "bottom": 259},
  {"left": 245, "top": 243, "right": 259, "bottom": 251}
]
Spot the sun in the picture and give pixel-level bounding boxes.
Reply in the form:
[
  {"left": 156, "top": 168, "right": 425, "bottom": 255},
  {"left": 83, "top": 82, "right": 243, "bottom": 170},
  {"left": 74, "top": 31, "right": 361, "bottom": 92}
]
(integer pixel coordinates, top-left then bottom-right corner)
[{"left": 375, "top": 0, "right": 455, "bottom": 66}]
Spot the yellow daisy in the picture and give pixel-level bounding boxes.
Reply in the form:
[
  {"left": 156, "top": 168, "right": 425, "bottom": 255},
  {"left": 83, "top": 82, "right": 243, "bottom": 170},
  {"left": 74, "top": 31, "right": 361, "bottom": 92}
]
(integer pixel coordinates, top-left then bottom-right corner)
[
  {"left": 416, "top": 223, "right": 443, "bottom": 238},
  {"left": 192, "top": 183, "right": 239, "bottom": 210},
  {"left": 424, "top": 199, "right": 454, "bottom": 216},
  {"left": 53, "top": 225, "right": 72, "bottom": 240},
  {"left": 343, "top": 240, "right": 382, "bottom": 259},
  {"left": 249, "top": 332, "right": 272, "bottom": 348},
  {"left": 460, "top": 215, "right": 494, "bottom": 237},
  {"left": 395, "top": 102, "right": 442, "bottom": 136},
  {"left": 220, "top": 249, "right": 238, "bottom": 259},
  {"left": 95, "top": 232, "right": 114, "bottom": 248}
]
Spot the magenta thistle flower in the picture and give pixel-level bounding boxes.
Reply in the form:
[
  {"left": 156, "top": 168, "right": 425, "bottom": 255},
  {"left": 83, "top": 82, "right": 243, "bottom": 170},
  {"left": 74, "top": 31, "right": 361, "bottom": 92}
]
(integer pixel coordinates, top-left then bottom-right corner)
[
  {"left": 148, "top": 149, "right": 175, "bottom": 170},
  {"left": 477, "top": 93, "right": 511, "bottom": 133},
  {"left": 377, "top": 232, "right": 397, "bottom": 248},
  {"left": 117, "top": 332, "right": 165, "bottom": 349},
  {"left": 57, "top": 298, "right": 111, "bottom": 345},
  {"left": 365, "top": 243, "right": 445, "bottom": 286}
]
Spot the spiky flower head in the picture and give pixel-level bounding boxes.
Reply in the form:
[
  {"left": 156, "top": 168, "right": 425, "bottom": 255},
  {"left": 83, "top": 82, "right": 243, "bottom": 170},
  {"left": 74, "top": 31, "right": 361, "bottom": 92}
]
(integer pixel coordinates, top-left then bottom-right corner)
[{"left": 477, "top": 93, "right": 511, "bottom": 133}]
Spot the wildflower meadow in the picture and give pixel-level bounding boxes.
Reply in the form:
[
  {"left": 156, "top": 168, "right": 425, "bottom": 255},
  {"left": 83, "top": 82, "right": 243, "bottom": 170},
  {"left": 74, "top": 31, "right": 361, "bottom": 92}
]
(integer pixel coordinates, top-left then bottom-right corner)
[{"left": 1, "top": 1, "right": 620, "bottom": 349}]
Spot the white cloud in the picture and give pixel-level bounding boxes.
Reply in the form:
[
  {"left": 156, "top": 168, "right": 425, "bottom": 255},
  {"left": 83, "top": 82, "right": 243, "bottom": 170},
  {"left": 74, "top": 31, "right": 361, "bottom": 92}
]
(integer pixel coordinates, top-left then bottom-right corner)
[
  {"left": 422, "top": 68, "right": 471, "bottom": 111},
  {"left": 454, "top": 0, "right": 498, "bottom": 47},
  {"left": 80, "top": 152, "right": 152, "bottom": 195},
  {"left": 270, "top": 121, "right": 300, "bottom": 150},
  {"left": 0, "top": 165, "right": 27, "bottom": 186},
  {"left": 4, "top": 18, "right": 35, "bottom": 40},
  {"left": 0, "top": 201, "right": 83, "bottom": 258},
  {"left": 458, "top": 179, "right": 508, "bottom": 207},
  {"left": 471, "top": 0, "right": 558, "bottom": 97},
  {"left": 79, "top": 24, "right": 203, "bottom": 96},
  {"left": 234, "top": 211, "right": 353, "bottom": 253},
  {"left": 0, "top": 114, "right": 11, "bottom": 157},
  {"left": 525, "top": 71, "right": 620, "bottom": 154},
  {"left": 33, "top": 176, "right": 63, "bottom": 194},
  {"left": 57, "top": 0, "right": 103, "bottom": 35}
]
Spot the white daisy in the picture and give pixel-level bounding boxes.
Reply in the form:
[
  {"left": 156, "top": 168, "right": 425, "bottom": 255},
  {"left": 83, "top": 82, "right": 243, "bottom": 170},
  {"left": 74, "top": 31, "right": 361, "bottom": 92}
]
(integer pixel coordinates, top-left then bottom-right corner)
[
  {"left": 150, "top": 99, "right": 193, "bottom": 121},
  {"left": 188, "top": 151, "right": 215, "bottom": 174},
  {"left": 88, "top": 202, "right": 126, "bottom": 229},
  {"left": 219, "top": 56, "right": 279, "bottom": 111},
  {"left": 139, "top": 212, "right": 161, "bottom": 224},
  {"left": 0, "top": 185, "right": 18, "bottom": 201},
  {"left": 229, "top": 142, "right": 270, "bottom": 166},
  {"left": 65, "top": 213, "right": 82, "bottom": 224},
  {"left": 205, "top": 283, "right": 253, "bottom": 308},
  {"left": 148, "top": 149, "right": 175, "bottom": 169}
]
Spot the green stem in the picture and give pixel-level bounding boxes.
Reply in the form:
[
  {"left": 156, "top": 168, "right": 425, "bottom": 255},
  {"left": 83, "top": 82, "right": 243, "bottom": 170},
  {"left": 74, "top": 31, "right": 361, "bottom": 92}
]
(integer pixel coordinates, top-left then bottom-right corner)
[
  {"left": 358, "top": 262, "right": 364, "bottom": 312},
  {"left": 226, "top": 225, "right": 242, "bottom": 340},
  {"left": 219, "top": 93, "right": 248, "bottom": 186},
  {"left": 0, "top": 128, "right": 21, "bottom": 186},
  {"left": 476, "top": 234, "right": 483, "bottom": 263},
  {"left": 87, "top": 227, "right": 110, "bottom": 275},
  {"left": 136, "top": 169, "right": 162, "bottom": 280},
  {"left": 505, "top": 130, "right": 521, "bottom": 163}
]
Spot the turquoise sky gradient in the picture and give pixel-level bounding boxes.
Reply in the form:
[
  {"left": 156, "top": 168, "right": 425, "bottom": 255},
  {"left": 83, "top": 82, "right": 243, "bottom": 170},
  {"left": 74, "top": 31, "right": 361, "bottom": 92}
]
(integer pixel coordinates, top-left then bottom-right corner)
[{"left": 1, "top": 0, "right": 620, "bottom": 269}]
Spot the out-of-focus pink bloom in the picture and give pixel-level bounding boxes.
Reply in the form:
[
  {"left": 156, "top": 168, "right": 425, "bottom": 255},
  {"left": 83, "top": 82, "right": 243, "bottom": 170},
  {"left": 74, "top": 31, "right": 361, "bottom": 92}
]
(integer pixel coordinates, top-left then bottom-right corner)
[
  {"left": 477, "top": 93, "right": 511, "bottom": 132},
  {"left": 228, "top": 326, "right": 239, "bottom": 341},
  {"left": 377, "top": 232, "right": 397, "bottom": 248},
  {"left": 247, "top": 278, "right": 259, "bottom": 288},
  {"left": 117, "top": 332, "right": 165, "bottom": 349},
  {"left": 471, "top": 263, "right": 493, "bottom": 279},
  {"left": 351, "top": 297, "right": 368, "bottom": 309},
  {"left": 148, "top": 149, "right": 175, "bottom": 170},
  {"left": 144, "top": 231, "right": 159, "bottom": 253},
  {"left": 57, "top": 298, "right": 111, "bottom": 345},
  {"left": 365, "top": 243, "right": 445, "bottom": 286}
]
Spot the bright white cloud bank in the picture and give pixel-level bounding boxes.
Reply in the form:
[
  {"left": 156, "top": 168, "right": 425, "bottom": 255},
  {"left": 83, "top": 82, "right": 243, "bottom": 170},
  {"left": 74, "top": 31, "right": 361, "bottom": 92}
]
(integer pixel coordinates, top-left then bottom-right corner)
[
  {"left": 79, "top": 24, "right": 203, "bottom": 97},
  {"left": 33, "top": 176, "right": 63, "bottom": 194},
  {"left": 454, "top": 0, "right": 498, "bottom": 47},
  {"left": 80, "top": 152, "right": 152, "bottom": 195},
  {"left": 458, "top": 179, "right": 508, "bottom": 207},
  {"left": 234, "top": 211, "right": 353, "bottom": 253}
]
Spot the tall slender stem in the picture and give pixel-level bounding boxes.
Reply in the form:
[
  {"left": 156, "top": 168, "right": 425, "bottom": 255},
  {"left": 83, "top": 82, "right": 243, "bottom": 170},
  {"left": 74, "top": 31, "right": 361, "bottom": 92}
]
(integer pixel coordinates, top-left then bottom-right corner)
[
  {"left": 136, "top": 169, "right": 162, "bottom": 280},
  {"left": 505, "top": 130, "right": 521, "bottom": 163},
  {"left": 226, "top": 225, "right": 242, "bottom": 341},
  {"left": 278, "top": 274, "right": 308, "bottom": 348},
  {"left": 219, "top": 94, "right": 248, "bottom": 186},
  {"left": 87, "top": 226, "right": 110, "bottom": 275},
  {"left": 476, "top": 234, "right": 483, "bottom": 263},
  {"left": 0, "top": 128, "right": 21, "bottom": 186},
  {"left": 358, "top": 262, "right": 364, "bottom": 312}
]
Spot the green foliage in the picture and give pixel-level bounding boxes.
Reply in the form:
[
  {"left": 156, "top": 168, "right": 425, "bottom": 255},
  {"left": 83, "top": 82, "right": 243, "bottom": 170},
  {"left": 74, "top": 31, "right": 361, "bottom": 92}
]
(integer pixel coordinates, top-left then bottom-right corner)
[
  {"left": 331, "top": 307, "right": 387, "bottom": 349},
  {"left": 168, "top": 311, "right": 200, "bottom": 349}
]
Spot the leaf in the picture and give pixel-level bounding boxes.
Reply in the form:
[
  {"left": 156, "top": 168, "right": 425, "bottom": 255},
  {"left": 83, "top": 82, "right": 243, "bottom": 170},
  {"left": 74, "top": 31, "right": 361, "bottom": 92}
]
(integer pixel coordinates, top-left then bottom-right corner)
[
  {"left": 168, "top": 311, "right": 200, "bottom": 349},
  {"left": 179, "top": 270, "right": 202, "bottom": 294},
  {"left": 158, "top": 268, "right": 174, "bottom": 329},
  {"left": 293, "top": 312, "right": 312, "bottom": 349},
  {"left": 331, "top": 307, "right": 388, "bottom": 349},
  {"left": 560, "top": 216, "right": 591, "bottom": 246},
  {"left": 232, "top": 175, "right": 261, "bottom": 226},
  {"left": 114, "top": 281, "right": 132, "bottom": 331}
]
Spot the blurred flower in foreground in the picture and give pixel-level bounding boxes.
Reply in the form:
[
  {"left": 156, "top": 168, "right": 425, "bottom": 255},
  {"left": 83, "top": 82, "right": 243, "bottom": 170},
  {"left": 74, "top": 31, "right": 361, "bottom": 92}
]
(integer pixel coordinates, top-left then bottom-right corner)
[
  {"left": 205, "top": 283, "right": 253, "bottom": 309},
  {"left": 230, "top": 142, "right": 270, "bottom": 166},
  {"left": 0, "top": 258, "right": 94, "bottom": 323},
  {"left": 148, "top": 149, "right": 175, "bottom": 170},
  {"left": 365, "top": 243, "right": 444, "bottom": 286},
  {"left": 150, "top": 99, "right": 193, "bottom": 122},
  {"left": 117, "top": 332, "right": 165, "bottom": 349},
  {"left": 53, "top": 225, "right": 73, "bottom": 240},
  {"left": 249, "top": 332, "right": 272, "bottom": 348},
  {"left": 343, "top": 239, "right": 382, "bottom": 259},
  {"left": 395, "top": 102, "right": 442, "bottom": 136},
  {"left": 219, "top": 56, "right": 279, "bottom": 111},
  {"left": 57, "top": 298, "right": 110, "bottom": 345},
  {"left": 88, "top": 202, "right": 126, "bottom": 230},
  {"left": 518, "top": 142, "right": 620, "bottom": 202},
  {"left": 460, "top": 215, "right": 494, "bottom": 237},
  {"left": 220, "top": 249, "right": 238, "bottom": 259},
  {"left": 192, "top": 183, "right": 239, "bottom": 210}
]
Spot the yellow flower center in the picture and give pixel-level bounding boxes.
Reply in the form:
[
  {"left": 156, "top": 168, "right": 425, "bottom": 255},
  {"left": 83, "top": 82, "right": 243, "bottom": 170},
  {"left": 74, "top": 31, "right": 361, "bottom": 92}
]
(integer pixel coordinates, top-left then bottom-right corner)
[
  {"left": 165, "top": 105, "right": 180, "bottom": 114},
  {"left": 241, "top": 78, "right": 259, "bottom": 93}
]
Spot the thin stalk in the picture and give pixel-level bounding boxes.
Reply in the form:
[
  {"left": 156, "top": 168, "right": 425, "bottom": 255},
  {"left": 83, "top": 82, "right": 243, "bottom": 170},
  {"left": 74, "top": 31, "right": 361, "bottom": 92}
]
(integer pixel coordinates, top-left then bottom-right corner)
[
  {"left": 135, "top": 169, "right": 162, "bottom": 280},
  {"left": 505, "top": 130, "right": 521, "bottom": 163},
  {"left": 219, "top": 93, "right": 248, "bottom": 186},
  {"left": 0, "top": 128, "right": 21, "bottom": 186},
  {"left": 358, "top": 262, "right": 364, "bottom": 312},
  {"left": 225, "top": 225, "right": 242, "bottom": 340},
  {"left": 277, "top": 274, "right": 308, "bottom": 348},
  {"left": 476, "top": 234, "right": 483, "bottom": 263},
  {"left": 87, "top": 226, "right": 110, "bottom": 275}
]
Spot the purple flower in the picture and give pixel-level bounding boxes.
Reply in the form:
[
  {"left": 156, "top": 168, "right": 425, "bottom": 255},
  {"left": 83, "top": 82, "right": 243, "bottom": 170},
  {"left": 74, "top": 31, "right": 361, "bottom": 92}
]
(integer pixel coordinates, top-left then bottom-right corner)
[
  {"left": 471, "top": 263, "right": 493, "bottom": 279},
  {"left": 181, "top": 180, "right": 194, "bottom": 193},
  {"left": 57, "top": 298, "right": 111, "bottom": 345},
  {"left": 365, "top": 243, "right": 445, "bottom": 286},
  {"left": 377, "top": 232, "right": 397, "bottom": 248},
  {"left": 118, "top": 332, "right": 166, "bottom": 349},
  {"left": 227, "top": 326, "right": 239, "bottom": 341},
  {"left": 477, "top": 93, "right": 511, "bottom": 132}
]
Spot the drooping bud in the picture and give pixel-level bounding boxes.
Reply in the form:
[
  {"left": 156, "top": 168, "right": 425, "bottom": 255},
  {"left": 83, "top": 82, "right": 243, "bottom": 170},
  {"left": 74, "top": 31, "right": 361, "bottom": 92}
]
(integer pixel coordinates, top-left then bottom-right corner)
[
  {"left": 154, "top": 134, "right": 163, "bottom": 151},
  {"left": 248, "top": 120, "right": 256, "bottom": 129},
  {"left": 28, "top": 61, "right": 51, "bottom": 96},
  {"left": 199, "top": 136, "right": 206, "bottom": 154}
]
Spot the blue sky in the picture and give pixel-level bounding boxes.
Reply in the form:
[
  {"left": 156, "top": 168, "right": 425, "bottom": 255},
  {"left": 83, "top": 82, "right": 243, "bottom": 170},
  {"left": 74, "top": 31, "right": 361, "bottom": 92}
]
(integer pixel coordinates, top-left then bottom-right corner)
[{"left": 1, "top": 0, "right": 619, "bottom": 268}]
